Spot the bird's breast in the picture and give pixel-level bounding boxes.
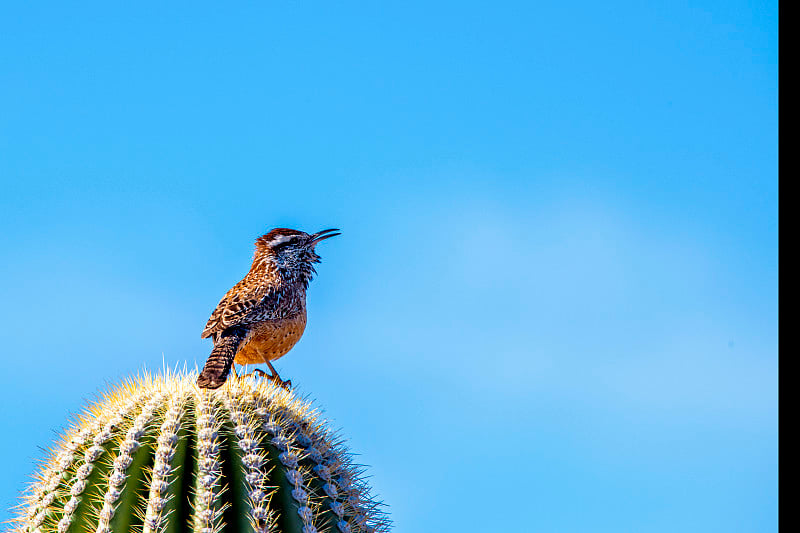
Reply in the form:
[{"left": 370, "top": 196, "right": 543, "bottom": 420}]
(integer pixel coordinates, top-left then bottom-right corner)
[{"left": 234, "top": 308, "right": 308, "bottom": 365}]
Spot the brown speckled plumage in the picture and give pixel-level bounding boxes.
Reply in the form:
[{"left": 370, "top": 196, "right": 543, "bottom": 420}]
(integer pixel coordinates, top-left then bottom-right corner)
[{"left": 197, "top": 227, "right": 339, "bottom": 389}]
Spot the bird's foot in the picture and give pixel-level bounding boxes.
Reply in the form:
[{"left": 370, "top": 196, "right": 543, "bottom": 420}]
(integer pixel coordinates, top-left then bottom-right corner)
[
  {"left": 242, "top": 368, "right": 292, "bottom": 390},
  {"left": 269, "top": 373, "right": 292, "bottom": 390},
  {"left": 242, "top": 368, "right": 270, "bottom": 379},
  {"left": 266, "top": 362, "right": 291, "bottom": 390}
]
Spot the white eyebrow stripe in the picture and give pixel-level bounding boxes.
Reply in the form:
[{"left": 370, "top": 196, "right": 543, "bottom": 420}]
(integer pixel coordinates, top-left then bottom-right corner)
[{"left": 269, "top": 235, "right": 296, "bottom": 246}]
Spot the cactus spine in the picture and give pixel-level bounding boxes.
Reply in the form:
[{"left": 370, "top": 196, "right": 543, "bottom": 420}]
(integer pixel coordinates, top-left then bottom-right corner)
[{"left": 13, "top": 372, "right": 389, "bottom": 533}]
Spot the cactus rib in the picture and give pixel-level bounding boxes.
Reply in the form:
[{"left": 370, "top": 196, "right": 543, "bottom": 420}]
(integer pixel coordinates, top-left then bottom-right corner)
[{"left": 13, "top": 371, "right": 390, "bottom": 533}]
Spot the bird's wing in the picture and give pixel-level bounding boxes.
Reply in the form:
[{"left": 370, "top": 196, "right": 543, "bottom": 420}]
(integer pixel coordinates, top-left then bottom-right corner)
[{"left": 201, "top": 281, "right": 274, "bottom": 339}]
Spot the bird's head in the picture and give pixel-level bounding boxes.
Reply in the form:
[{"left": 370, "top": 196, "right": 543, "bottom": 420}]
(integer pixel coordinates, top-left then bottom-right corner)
[{"left": 254, "top": 227, "right": 340, "bottom": 282}]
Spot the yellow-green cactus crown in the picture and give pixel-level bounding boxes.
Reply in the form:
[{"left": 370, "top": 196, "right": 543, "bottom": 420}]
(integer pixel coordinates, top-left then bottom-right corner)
[{"left": 12, "top": 371, "right": 389, "bottom": 533}]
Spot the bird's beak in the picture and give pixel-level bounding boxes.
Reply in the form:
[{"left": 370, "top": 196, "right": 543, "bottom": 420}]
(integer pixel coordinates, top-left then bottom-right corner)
[{"left": 308, "top": 228, "right": 341, "bottom": 246}]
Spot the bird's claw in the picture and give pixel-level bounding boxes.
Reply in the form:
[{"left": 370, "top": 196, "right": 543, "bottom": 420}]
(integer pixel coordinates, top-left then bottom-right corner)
[
  {"left": 241, "top": 368, "right": 292, "bottom": 390},
  {"left": 271, "top": 375, "right": 292, "bottom": 390},
  {"left": 242, "top": 368, "right": 269, "bottom": 379}
]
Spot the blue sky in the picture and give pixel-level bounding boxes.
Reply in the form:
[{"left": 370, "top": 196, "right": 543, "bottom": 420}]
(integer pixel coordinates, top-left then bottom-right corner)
[{"left": 0, "top": 1, "right": 777, "bottom": 531}]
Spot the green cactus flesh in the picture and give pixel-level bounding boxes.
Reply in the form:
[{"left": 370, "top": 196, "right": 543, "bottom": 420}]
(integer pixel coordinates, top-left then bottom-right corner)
[{"left": 14, "top": 372, "right": 389, "bottom": 533}]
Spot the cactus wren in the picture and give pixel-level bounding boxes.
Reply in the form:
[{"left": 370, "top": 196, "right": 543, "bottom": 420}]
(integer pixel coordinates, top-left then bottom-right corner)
[{"left": 197, "top": 228, "right": 340, "bottom": 389}]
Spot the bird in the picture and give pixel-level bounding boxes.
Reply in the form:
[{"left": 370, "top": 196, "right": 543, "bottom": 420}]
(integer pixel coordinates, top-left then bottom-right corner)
[{"left": 197, "top": 227, "right": 340, "bottom": 389}]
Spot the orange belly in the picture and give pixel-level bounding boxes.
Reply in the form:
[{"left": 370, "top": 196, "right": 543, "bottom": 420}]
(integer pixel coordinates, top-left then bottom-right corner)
[{"left": 234, "top": 310, "right": 307, "bottom": 365}]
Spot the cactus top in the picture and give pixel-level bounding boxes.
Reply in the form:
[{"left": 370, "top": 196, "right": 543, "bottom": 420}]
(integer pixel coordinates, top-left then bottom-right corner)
[{"left": 12, "top": 371, "right": 389, "bottom": 533}]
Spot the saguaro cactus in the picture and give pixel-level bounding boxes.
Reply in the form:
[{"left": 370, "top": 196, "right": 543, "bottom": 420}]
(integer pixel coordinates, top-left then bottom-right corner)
[{"left": 13, "top": 371, "right": 389, "bottom": 533}]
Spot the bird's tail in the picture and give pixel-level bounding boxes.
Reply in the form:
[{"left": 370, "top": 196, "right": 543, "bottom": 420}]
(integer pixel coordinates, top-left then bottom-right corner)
[{"left": 197, "top": 328, "right": 247, "bottom": 389}]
